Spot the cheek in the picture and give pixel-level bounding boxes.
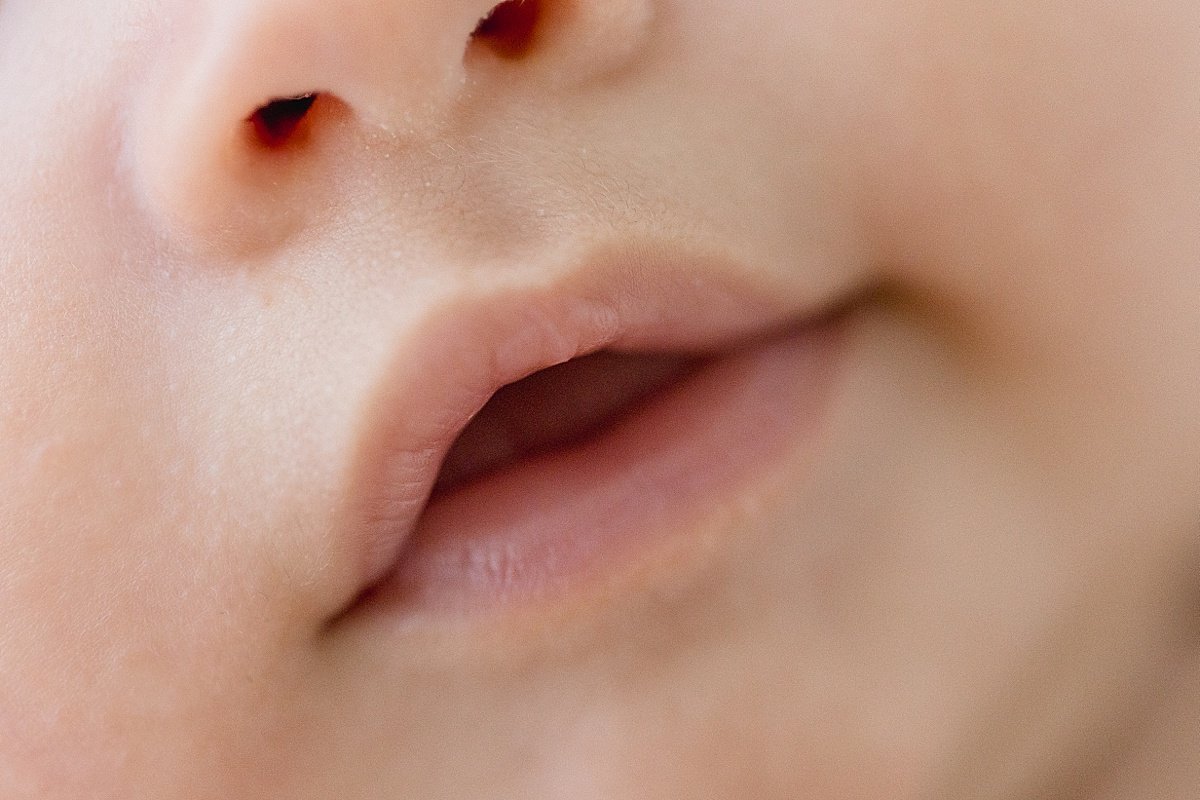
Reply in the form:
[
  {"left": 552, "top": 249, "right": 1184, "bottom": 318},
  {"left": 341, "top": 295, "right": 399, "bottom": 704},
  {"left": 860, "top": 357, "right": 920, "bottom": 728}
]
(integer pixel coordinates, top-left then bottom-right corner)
[
  {"left": 857, "top": 1, "right": 1200, "bottom": 524},
  {"left": 866, "top": 1, "right": 1200, "bottom": 297},
  {"left": 0, "top": 13, "right": 331, "bottom": 793}
]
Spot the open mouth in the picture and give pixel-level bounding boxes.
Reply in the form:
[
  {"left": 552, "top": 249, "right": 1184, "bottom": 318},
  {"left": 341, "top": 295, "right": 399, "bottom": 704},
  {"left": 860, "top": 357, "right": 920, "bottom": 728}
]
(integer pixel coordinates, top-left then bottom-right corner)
[
  {"left": 341, "top": 256, "right": 845, "bottom": 618},
  {"left": 434, "top": 350, "right": 701, "bottom": 492}
]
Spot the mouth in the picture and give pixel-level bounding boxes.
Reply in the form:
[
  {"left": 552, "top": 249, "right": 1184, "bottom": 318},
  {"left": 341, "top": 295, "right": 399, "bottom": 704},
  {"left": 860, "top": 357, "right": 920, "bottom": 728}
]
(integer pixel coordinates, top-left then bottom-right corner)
[
  {"left": 340, "top": 250, "right": 846, "bottom": 617},
  {"left": 433, "top": 349, "right": 702, "bottom": 492}
]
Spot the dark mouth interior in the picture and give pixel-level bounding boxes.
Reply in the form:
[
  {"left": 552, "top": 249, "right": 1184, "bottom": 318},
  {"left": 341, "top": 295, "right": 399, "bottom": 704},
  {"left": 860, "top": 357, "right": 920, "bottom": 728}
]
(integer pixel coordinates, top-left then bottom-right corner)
[{"left": 435, "top": 350, "right": 701, "bottom": 491}]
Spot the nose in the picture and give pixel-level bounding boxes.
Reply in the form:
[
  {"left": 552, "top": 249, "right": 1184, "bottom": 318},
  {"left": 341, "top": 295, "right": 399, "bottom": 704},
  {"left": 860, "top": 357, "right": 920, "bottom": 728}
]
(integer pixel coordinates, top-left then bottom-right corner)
[{"left": 133, "top": 0, "right": 648, "bottom": 252}]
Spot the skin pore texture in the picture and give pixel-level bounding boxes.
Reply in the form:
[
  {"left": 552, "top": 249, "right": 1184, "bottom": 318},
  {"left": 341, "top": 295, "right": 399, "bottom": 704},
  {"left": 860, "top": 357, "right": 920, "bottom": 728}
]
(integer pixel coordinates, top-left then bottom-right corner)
[{"left": 0, "top": 0, "right": 1198, "bottom": 797}]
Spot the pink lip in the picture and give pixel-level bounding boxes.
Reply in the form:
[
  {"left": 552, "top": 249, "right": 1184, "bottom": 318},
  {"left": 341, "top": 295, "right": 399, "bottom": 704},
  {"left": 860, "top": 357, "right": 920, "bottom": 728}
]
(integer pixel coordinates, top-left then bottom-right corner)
[{"left": 337, "top": 247, "right": 845, "bottom": 616}]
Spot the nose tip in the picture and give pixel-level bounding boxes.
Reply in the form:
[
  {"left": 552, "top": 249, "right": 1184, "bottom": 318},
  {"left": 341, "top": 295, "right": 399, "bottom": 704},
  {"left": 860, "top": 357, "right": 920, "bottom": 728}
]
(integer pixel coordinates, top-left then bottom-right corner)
[
  {"left": 245, "top": 1, "right": 543, "bottom": 146},
  {"left": 131, "top": 0, "right": 654, "bottom": 254},
  {"left": 131, "top": 0, "right": 537, "bottom": 251},
  {"left": 231, "top": 0, "right": 512, "bottom": 132},
  {"left": 178, "top": 0, "right": 511, "bottom": 133}
]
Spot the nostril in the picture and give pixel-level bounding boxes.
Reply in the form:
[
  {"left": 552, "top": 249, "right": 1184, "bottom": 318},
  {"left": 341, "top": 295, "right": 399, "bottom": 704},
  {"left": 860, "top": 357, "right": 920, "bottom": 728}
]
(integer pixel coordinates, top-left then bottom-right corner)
[
  {"left": 248, "top": 93, "right": 319, "bottom": 149},
  {"left": 471, "top": 0, "right": 542, "bottom": 59}
]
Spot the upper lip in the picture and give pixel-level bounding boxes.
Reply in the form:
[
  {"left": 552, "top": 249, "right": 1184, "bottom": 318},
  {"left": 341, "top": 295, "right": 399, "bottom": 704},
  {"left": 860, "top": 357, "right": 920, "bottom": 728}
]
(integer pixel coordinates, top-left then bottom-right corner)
[{"left": 332, "top": 240, "right": 838, "bottom": 604}]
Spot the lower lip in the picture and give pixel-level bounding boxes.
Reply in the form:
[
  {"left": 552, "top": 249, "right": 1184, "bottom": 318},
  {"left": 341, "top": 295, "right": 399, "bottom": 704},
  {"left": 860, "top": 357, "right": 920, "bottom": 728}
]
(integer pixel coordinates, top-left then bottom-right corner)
[{"left": 361, "top": 320, "right": 842, "bottom": 616}]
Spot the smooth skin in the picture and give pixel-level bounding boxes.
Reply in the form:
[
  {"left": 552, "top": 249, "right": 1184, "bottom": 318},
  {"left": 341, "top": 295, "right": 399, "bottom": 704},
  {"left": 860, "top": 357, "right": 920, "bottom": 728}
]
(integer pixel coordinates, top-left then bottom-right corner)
[{"left": 0, "top": 0, "right": 1197, "bottom": 797}]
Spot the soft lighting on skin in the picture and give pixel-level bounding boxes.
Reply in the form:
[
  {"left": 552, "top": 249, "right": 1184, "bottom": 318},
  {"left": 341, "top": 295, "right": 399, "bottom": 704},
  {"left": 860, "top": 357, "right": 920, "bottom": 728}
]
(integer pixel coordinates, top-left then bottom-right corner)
[{"left": 0, "top": 0, "right": 1197, "bottom": 797}]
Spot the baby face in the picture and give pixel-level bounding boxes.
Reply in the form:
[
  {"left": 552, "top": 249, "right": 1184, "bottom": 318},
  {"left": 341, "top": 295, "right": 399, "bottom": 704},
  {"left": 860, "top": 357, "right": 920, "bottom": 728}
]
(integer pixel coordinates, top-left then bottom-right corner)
[{"left": 1, "top": 0, "right": 1197, "bottom": 797}]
